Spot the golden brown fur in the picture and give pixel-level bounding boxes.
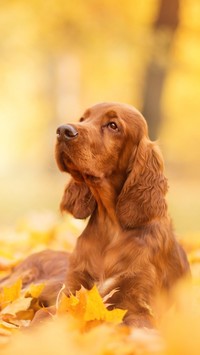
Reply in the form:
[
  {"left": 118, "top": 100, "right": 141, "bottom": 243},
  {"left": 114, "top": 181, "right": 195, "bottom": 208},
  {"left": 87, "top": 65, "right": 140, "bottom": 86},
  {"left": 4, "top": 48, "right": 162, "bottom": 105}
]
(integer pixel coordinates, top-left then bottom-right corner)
[
  {"left": 55, "top": 102, "right": 190, "bottom": 327},
  {"left": 0, "top": 102, "right": 190, "bottom": 327}
]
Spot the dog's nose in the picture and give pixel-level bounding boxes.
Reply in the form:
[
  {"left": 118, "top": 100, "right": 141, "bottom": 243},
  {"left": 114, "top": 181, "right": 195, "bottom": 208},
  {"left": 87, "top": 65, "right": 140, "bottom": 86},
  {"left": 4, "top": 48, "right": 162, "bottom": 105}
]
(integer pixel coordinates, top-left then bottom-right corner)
[{"left": 56, "top": 124, "right": 78, "bottom": 140}]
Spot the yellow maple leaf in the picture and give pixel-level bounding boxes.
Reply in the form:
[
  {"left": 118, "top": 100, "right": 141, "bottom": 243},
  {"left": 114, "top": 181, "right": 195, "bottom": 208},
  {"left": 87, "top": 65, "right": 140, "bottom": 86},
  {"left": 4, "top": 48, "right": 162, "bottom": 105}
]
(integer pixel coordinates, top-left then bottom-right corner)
[
  {"left": 0, "top": 279, "right": 22, "bottom": 309},
  {"left": 103, "top": 308, "right": 128, "bottom": 324},
  {"left": 57, "top": 285, "right": 126, "bottom": 328},
  {"left": 84, "top": 286, "right": 126, "bottom": 324},
  {"left": 57, "top": 290, "right": 85, "bottom": 321},
  {"left": 83, "top": 285, "right": 110, "bottom": 322},
  {"left": 27, "top": 283, "right": 45, "bottom": 298}
]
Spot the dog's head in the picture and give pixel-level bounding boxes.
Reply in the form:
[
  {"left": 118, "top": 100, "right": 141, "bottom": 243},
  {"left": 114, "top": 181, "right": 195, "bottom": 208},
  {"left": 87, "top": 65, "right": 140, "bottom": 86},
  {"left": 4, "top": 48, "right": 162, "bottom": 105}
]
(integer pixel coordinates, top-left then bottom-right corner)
[{"left": 55, "top": 102, "right": 168, "bottom": 227}]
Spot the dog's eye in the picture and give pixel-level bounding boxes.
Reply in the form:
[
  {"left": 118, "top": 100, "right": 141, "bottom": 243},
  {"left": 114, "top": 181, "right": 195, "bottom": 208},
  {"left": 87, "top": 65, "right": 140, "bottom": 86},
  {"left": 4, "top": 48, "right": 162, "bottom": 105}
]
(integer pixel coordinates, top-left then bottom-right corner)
[{"left": 107, "top": 122, "right": 118, "bottom": 130}]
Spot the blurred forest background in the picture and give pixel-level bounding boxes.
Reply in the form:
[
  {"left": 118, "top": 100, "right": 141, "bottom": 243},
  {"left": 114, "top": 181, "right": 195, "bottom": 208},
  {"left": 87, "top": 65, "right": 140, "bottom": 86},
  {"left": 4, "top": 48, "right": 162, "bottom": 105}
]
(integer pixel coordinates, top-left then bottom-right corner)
[{"left": 0, "top": 0, "right": 199, "bottom": 237}]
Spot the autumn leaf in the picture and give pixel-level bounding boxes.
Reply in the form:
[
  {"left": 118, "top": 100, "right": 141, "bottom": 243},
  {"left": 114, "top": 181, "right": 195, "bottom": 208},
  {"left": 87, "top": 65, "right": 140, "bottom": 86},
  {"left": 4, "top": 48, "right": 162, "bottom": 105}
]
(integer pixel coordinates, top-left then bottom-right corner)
[
  {"left": 57, "top": 285, "right": 126, "bottom": 329},
  {"left": 0, "top": 317, "right": 31, "bottom": 330},
  {"left": 0, "top": 294, "right": 34, "bottom": 330},
  {"left": 84, "top": 285, "right": 127, "bottom": 323},
  {"left": 26, "top": 283, "right": 45, "bottom": 298},
  {"left": 0, "top": 279, "right": 22, "bottom": 309},
  {"left": 83, "top": 285, "right": 106, "bottom": 322},
  {"left": 0, "top": 280, "right": 46, "bottom": 331},
  {"left": 1, "top": 297, "right": 32, "bottom": 316},
  {"left": 57, "top": 289, "right": 86, "bottom": 321}
]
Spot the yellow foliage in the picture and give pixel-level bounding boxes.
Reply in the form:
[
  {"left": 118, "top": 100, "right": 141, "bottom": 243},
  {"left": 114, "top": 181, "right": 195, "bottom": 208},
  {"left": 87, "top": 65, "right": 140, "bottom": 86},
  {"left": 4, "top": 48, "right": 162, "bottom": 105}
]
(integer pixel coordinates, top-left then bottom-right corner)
[
  {"left": 27, "top": 283, "right": 45, "bottom": 298},
  {"left": 1, "top": 297, "right": 32, "bottom": 316},
  {"left": 0, "top": 280, "right": 22, "bottom": 309},
  {"left": 0, "top": 215, "right": 200, "bottom": 354},
  {"left": 0, "top": 278, "right": 49, "bottom": 341},
  {"left": 83, "top": 285, "right": 126, "bottom": 324},
  {"left": 57, "top": 285, "right": 126, "bottom": 331}
]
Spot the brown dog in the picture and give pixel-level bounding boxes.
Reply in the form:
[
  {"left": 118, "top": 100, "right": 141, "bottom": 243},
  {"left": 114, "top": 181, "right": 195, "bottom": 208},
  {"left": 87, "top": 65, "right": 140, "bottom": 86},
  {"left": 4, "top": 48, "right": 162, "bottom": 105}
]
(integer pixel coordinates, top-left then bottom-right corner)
[
  {"left": 0, "top": 102, "right": 190, "bottom": 327},
  {"left": 55, "top": 102, "right": 190, "bottom": 326}
]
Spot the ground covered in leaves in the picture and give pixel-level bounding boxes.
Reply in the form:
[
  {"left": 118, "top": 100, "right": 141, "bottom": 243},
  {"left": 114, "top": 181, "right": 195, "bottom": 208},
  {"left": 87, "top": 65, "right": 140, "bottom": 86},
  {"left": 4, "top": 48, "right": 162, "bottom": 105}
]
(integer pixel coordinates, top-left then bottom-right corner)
[{"left": 0, "top": 211, "right": 200, "bottom": 355}]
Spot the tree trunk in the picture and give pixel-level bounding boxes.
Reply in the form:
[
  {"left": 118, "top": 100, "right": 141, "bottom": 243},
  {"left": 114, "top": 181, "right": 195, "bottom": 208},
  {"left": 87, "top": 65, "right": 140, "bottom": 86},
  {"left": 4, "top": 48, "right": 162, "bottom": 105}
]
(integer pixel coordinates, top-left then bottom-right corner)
[{"left": 141, "top": 0, "right": 180, "bottom": 140}]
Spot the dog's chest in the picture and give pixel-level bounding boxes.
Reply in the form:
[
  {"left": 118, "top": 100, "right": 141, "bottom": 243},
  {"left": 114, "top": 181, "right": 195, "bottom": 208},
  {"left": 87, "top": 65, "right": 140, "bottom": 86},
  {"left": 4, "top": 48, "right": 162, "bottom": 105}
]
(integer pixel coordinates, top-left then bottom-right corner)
[
  {"left": 78, "top": 217, "right": 139, "bottom": 292},
  {"left": 89, "top": 229, "right": 132, "bottom": 286}
]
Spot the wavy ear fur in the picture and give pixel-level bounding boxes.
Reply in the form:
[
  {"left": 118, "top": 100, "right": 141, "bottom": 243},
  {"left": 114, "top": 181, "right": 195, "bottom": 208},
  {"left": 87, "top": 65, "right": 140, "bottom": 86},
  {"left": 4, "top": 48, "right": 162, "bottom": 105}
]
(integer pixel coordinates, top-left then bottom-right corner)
[
  {"left": 60, "top": 179, "right": 96, "bottom": 219},
  {"left": 116, "top": 138, "right": 168, "bottom": 228}
]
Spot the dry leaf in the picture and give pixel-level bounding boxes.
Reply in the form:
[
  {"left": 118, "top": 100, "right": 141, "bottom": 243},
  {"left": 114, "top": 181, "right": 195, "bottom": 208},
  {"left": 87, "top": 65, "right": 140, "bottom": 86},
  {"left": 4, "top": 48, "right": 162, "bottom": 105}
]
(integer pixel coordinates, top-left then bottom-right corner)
[
  {"left": 26, "top": 283, "right": 45, "bottom": 298},
  {"left": 0, "top": 280, "right": 22, "bottom": 309},
  {"left": 57, "top": 285, "right": 126, "bottom": 329},
  {"left": 1, "top": 297, "right": 32, "bottom": 316}
]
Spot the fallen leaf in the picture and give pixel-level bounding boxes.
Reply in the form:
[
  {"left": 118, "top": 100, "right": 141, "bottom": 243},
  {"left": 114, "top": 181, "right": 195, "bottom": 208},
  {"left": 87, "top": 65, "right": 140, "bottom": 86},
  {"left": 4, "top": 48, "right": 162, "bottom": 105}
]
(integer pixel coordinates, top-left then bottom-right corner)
[
  {"left": 84, "top": 286, "right": 127, "bottom": 324},
  {"left": 27, "top": 283, "right": 45, "bottom": 298},
  {"left": 0, "top": 280, "right": 22, "bottom": 309},
  {"left": 1, "top": 297, "right": 32, "bottom": 316},
  {"left": 57, "top": 285, "right": 126, "bottom": 329}
]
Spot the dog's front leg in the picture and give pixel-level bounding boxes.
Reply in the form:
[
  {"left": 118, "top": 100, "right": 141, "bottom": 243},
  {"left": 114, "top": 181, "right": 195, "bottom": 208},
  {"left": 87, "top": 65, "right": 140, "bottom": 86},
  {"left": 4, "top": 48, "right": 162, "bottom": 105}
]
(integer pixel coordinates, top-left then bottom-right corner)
[{"left": 64, "top": 268, "right": 94, "bottom": 295}]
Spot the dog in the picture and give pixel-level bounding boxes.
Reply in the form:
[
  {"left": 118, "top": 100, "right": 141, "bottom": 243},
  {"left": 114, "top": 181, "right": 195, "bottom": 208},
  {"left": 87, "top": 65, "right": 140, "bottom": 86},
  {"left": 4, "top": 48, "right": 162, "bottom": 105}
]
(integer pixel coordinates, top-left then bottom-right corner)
[
  {"left": 0, "top": 102, "right": 190, "bottom": 327},
  {"left": 55, "top": 102, "right": 190, "bottom": 327}
]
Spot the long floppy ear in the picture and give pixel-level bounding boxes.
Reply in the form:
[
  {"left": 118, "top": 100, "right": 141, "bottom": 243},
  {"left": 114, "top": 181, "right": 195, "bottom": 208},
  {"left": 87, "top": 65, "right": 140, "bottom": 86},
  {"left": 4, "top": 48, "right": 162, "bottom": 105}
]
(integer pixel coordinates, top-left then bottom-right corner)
[
  {"left": 60, "top": 178, "right": 96, "bottom": 219},
  {"left": 116, "top": 137, "right": 168, "bottom": 228}
]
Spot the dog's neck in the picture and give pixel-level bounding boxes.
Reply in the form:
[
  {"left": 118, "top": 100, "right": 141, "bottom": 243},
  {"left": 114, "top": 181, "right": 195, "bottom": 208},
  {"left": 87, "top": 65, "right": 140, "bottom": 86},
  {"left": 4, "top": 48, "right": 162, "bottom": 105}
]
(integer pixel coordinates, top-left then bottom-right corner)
[{"left": 85, "top": 173, "right": 125, "bottom": 226}]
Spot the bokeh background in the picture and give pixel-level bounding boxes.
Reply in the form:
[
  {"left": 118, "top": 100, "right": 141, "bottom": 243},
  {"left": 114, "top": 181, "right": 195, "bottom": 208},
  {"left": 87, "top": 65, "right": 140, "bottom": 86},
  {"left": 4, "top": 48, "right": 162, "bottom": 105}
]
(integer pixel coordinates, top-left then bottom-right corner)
[{"left": 0, "top": 0, "right": 199, "bottom": 237}]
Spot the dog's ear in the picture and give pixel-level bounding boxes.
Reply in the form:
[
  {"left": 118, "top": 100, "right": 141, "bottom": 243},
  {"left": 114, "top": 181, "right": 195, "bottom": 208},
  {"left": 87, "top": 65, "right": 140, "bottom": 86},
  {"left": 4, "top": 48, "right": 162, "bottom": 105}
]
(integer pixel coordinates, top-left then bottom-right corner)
[
  {"left": 116, "top": 138, "right": 168, "bottom": 228},
  {"left": 60, "top": 178, "right": 96, "bottom": 219}
]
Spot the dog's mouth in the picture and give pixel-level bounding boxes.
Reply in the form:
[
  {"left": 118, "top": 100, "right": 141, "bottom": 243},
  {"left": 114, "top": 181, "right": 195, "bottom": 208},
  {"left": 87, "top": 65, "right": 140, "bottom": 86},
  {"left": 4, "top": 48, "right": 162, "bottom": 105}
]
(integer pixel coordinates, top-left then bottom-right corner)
[
  {"left": 56, "top": 149, "right": 102, "bottom": 184},
  {"left": 55, "top": 143, "right": 76, "bottom": 171},
  {"left": 60, "top": 152, "right": 72, "bottom": 171},
  {"left": 56, "top": 150, "right": 102, "bottom": 184},
  {"left": 56, "top": 151, "right": 82, "bottom": 180}
]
